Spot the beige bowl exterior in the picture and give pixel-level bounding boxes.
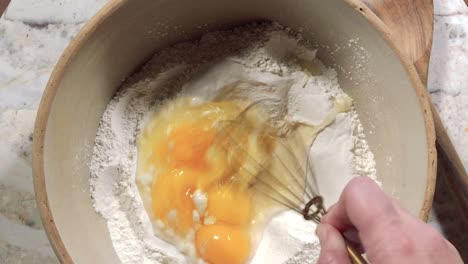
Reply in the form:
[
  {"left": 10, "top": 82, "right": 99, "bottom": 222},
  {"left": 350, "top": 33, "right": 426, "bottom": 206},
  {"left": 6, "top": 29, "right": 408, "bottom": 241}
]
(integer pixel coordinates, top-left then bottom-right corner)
[{"left": 33, "top": 0, "right": 436, "bottom": 263}]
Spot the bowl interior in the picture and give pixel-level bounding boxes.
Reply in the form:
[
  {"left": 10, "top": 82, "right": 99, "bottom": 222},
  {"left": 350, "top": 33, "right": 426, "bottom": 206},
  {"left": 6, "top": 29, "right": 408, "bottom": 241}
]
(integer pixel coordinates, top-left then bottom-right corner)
[{"left": 36, "top": 0, "right": 432, "bottom": 262}]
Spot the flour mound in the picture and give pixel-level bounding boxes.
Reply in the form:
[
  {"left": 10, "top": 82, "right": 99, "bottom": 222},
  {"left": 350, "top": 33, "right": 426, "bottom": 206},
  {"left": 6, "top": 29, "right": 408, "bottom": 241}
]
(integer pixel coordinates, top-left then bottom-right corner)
[{"left": 89, "top": 22, "right": 377, "bottom": 264}]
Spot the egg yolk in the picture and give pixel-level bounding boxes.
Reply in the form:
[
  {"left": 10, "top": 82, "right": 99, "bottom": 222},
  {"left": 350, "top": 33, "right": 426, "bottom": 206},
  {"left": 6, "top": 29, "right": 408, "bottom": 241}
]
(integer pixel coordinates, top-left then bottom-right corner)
[
  {"left": 196, "top": 224, "right": 251, "bottom": 264},
  {"left": 167, "top": 121, "right": 215, "bottom": 169},
  {"left": 206, "top": 185, "right": 252, "bottom": 226},
  {"left": 137, "top": 98, "right": 273, "bottom": 264}
]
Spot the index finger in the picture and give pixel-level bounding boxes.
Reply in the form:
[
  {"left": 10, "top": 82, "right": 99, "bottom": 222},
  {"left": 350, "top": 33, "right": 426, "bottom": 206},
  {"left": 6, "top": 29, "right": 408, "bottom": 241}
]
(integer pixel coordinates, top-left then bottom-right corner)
[{"left": 321, "top": 177, "right": 401, "bottom": 243}]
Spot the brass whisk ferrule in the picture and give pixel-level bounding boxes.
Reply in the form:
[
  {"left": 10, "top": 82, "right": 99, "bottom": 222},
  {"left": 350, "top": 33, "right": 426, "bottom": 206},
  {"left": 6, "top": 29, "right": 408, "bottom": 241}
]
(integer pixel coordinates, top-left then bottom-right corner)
[
  {"left": 303, "top": 196, "right": 326, "bottom": 223},
  {"left": 303, "top": 197, "right": 368, "bottom": 264}
]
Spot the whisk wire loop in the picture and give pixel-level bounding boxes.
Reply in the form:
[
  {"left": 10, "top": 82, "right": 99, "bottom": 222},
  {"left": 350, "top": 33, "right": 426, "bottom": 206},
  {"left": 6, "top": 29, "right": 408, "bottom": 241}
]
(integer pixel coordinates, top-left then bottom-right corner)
[{"left": 212, "top": 99, "right": 367, "bottom": 264}]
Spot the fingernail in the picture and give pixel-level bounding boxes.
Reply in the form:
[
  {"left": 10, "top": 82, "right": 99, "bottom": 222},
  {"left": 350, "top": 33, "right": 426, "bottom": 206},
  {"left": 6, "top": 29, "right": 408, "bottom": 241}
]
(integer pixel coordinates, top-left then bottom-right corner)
[{"left": 317, "top": 224, "right": 328, "bottom": 244}]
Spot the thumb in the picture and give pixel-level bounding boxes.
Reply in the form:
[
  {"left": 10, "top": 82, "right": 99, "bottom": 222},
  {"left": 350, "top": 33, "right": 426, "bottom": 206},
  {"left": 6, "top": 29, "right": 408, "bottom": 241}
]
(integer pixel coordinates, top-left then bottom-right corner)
[{"left": 317, "top": 224, "right": 351, "bottom": 264}]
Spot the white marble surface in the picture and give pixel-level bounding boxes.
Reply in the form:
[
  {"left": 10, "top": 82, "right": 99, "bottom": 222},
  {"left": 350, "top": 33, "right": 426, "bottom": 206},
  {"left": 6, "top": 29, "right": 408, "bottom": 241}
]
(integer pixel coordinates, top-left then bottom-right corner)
[{"left": 0, "top": 0, "right": 466, "bottom": 263}]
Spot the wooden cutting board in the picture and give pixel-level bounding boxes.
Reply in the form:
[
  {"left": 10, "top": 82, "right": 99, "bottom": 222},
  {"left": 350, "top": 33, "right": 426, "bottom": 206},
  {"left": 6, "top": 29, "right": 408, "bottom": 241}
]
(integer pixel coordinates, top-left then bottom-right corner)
[
  {"left": 360, "top": 0, "right": 468, "bottom": 223},
  {"left": 0, "top": 0, "right": 11, "bottom": 17}
]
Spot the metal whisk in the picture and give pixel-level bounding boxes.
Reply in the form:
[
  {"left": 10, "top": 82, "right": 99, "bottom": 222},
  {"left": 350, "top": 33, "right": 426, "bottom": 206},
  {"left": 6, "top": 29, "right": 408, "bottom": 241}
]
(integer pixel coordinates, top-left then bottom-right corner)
[{"left": 213, "top": 99, "right": 367, "bottom": 264}]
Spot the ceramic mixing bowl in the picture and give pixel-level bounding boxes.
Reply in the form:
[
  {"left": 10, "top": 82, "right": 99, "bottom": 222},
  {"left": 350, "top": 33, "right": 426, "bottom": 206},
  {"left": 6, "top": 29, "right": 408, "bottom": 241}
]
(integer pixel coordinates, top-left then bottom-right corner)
[{"left": 33, "top": 0, "right": 436, "bottom": 262}]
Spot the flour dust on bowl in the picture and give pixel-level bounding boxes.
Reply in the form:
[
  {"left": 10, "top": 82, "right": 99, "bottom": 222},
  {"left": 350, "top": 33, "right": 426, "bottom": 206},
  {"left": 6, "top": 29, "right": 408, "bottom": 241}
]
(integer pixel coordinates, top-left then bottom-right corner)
[
  {"left": 88, "top": 23, "right": 376, "bottom": 263},
  {"left": 33, "top": 0, "right": 436, "bottom": 264}
]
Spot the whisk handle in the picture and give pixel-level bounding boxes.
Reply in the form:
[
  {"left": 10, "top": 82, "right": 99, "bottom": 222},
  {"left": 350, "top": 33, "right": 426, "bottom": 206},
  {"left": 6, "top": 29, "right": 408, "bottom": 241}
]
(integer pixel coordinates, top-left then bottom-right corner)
[{"left": 346, "top": 243, "right": 367, "bottom": 264}]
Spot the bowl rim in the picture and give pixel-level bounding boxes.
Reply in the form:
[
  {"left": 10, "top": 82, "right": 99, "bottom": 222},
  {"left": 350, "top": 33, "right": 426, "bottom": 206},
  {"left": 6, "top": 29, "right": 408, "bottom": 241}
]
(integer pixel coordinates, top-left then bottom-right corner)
[{"left": 32, "top": 0, "right": 436, "bottom": 262}]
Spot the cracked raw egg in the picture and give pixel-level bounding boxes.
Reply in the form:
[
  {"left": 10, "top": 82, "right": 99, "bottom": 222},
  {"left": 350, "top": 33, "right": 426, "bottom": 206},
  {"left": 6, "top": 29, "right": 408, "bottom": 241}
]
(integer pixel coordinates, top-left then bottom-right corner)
[{"left": 136, "top": 97, "right": 275, "bottom": 264}]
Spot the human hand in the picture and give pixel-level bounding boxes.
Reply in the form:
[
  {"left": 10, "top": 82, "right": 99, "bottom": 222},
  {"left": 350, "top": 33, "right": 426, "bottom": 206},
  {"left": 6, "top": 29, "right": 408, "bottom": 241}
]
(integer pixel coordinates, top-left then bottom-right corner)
[{"left": 317, "top": 177, "right": 463, "bottom": 264}]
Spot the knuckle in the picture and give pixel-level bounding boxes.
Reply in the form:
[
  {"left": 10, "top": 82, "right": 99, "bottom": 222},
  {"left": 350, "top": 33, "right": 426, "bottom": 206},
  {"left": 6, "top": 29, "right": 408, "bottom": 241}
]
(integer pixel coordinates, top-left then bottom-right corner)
[
  {"left": 391, "top": 234, "right": 416, "bottom": 257},
  {"left": 365, "top": 209, "right": 401, "bottom": 235},
  {"left": 383, "top": 220, "right": 416, "bottom": 256},
  {"left": 344, "top": 177, "right": 371, "bottom": 196},
  {"left": 370, "top": 234, "right": 416, "bottom": 261}
]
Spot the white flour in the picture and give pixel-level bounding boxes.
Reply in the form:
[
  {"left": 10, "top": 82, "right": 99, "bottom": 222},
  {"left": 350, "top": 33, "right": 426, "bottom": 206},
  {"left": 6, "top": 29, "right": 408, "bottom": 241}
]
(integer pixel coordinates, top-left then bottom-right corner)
[{"left": 89, "top": 22, "right": 377, "bottom": 264}]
